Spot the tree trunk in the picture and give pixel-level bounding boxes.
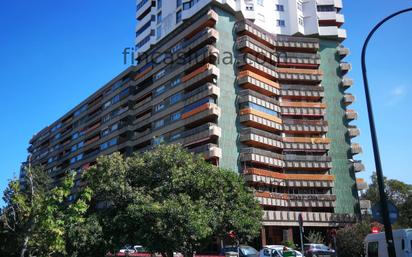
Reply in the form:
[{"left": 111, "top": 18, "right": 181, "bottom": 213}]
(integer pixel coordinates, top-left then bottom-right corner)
[{"left": 20, "top": 235, "right": 29, "bottom": 257}]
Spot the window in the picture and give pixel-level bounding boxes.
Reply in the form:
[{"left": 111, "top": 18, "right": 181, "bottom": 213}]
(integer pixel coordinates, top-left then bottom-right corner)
[
  {"left": 170, "top": 132, "right": 181, "bottom": 141},
  {"left": 154, "top": 69, "right": 165, "bottom": 81},
  {"left": 157, "top": 12, "right": 162, "bottom": 24},
  {"left": 103, "top": 101, "right": 111, "bottom": 109},
  {"left": 297, "top": 2, "right": 303, "bottom": 11},
  {"left": 171, "top": 111, "right": 181, "bottom": 121},
  {"left": 277, "top": 19, "right": 286, "bottom": 27},
  {"left": 154, "top": 119, "right": 164, "bottom": 129},
  {"left": 246, "top": 4, "right": 254, "bottom": 11},
  {"left": 367, "top": 242, "right": 379, "bottom": 257},
  {"left": 298, "top": 17, "right": 304, "bottom": 26},
  {"left": 176, "top": 10, "right": 182, "bottom": 24},
  {"left": 154, "top": 85, "right": 166, "bottom": 96},
  {"left": 317, "top": 5, "right": 335, "bottom": 12},
  {"left": 157, "top": 0, "right": 162, "bottom": 9},
  {"left": 257, "top": 0, "right": 264, "bottom": 6},
  {"left": 171, "top": 77, "right": 181, "bottom": 87},
  {"left": 176, "top": 0, "right": 182, "bottom": 8},
  {"left": 170, "top": 92, "right": 183, "bottom": 104},
  {"left": 100, "top": 138, "right": 117, "bottom": 150},
  {"left": 153, "top": 135, "right": 165, "bottom": 145},
  {"left": 258, "top": 13, "right": 265, "bottom": 22},
  {"left": 276, "top": 4, "right": 284, "bottom": 11},
  {"left": 156, "top": 26, "right": 162, "bottom": 39},
  {"left": 155, "top": 103, "right": 165, "bottom": 112}
]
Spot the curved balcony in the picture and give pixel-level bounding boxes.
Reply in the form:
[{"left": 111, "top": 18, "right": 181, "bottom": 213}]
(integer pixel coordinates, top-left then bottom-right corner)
[
  {"left": 346, "top": 110, "right": 358, "bottom": 120},
  {"left": 338, "top": 46, "right": 350, "bottom": 57},
  {"left": 281, "top": 85, "right": 324, "bottom": 100},
  {"left": 240, "top": 127, "right": 283, "bottom": 150},
  {"left": 356, "top": 178, "right": 368, "bottom": 190},
  {"left": 240, "top": 147, "right": 284, "bottom": 168},
  {"left": 281, "top": 101, "right": 326, "bottom": 117},
  {"left": 340, "top": 62, "right": 352, "bottom": 74},
  {"left": 351, "top": 143, "right": 363, "bottom": 155},
  {"left": 239, "top": 108, "right": 283, "bottom": 132},
  {"left": 182, "top": 123, "right": 221, "bottom": 147},
  {"left": 342, "top": 77, "right": 354, "bottom": 88},
  {"left": 284, "top": 154, "right": 332, "bottom": 170},
  {"left": 256, "top": 191, "right": 336, "bottom": 208},
  {"left": 283, "top": 137, "right": 330, "bottom": 152},
  {"left": 348, "top": 126, "right": 360, "bottom": 138},
  {"left": 237, "top": 70, "right": 280, "bottom": 97},
  {"left": 244, "top": 168, "right": 335, "bottom": 188},
  {"left": 262, "top": 210, "right": 356, "bottom": 227},
  {"left": 352, "top": 160, "right": 365, "bottom": 172},
  {"left": 283, "top": 119, "right": 329, "bottom": 134},
  {"left": 183, "top": 103, "right": 221, "bottom": 127},
  {"left": 343, "top": 93, "right": 355, "bottom": 106},
  {"left": 189, "top": 143, "right": 222, "bottom": 160}
]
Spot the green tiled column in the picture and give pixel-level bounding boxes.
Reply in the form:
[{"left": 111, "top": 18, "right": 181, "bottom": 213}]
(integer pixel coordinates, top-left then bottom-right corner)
[
  {"left": 319, "top": 39, "right": 359, "bottom": 214},
  {"left": 214, "top": 7, "right": 241, "bottom": 172}
]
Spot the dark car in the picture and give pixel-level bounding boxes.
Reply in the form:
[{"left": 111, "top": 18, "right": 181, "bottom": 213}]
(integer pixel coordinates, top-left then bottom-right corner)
[
  {"left": 304, "top": 244, "right": 336, "bottom": 257},
  {"left": 220, "top": 245, "right": 259, "bottom": 257}
]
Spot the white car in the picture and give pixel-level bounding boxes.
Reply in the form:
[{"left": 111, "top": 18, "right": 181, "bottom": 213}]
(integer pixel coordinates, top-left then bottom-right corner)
[{"left": 259, "top": 245, "right": 303, "bottom": 257}]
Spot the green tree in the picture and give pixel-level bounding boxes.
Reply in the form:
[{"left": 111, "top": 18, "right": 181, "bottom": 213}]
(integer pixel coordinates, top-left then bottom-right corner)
[
  {"left": 361, "top": 173, "right": 412, "bottom": 228},
  {"left": 336, "top": 219, "right": 383, "bottom": 257},
  {"left": 85, "top": 144, "right": 262, "bottom": 257},
  {"left": 305, "top": 231, "right": 324, "bottom": 244},
  {"left": 0, "top": 167, "right": 91, "bottom": 257}
]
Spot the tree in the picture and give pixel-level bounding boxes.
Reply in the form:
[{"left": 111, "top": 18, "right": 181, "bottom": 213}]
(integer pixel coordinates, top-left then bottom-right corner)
[
  {"left": 336, "top": 219, "right": 383, "bottom": 257},
  {"left": 0, "top": 167, "right": 91, "bottom": 257},
  {"left": 85, "top": 144, "right": 262, "bottom": 257},
  {"left": 361, "top": 173, "right": 412, "bottom": 228},
  {"left": 305, "top": 231, "right": 324, "bottom": 244}
]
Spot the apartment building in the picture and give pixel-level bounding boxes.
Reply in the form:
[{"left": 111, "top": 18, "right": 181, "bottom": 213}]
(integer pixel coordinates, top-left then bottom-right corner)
[{"left": 26, "top": 0, "right": 364, "bottom": 245}]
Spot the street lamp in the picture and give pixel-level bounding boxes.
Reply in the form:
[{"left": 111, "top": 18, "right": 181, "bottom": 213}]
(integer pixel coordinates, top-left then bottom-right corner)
[{"left": 361, "top": 7, "right": 412, "bottom": 257}]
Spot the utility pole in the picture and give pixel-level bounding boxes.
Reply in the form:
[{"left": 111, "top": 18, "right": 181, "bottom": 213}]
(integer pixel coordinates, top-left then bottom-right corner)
[{"left": 361, "top": 7, "right": 412, "bottom": 257}]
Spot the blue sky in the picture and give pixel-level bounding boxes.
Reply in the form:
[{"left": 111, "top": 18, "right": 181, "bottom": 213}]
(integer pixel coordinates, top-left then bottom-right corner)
[{"left": 0, "top": 0, "right": 411, "bottom": 205}]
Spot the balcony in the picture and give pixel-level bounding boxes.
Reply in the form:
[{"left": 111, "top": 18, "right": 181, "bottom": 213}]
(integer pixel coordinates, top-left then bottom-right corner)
[
  {"left": 184, "top": 84, "right": 220, "bottom": 106},
  {"left": 283, "top": 119, "right": 328, "bottom": 134},
  {"left": 239, "top": 109, "right": 283, "bottom": 132},
  {"left": 136, "top": 0, "right": 152, "bottom": 20},
  {"left": 237, "top": 70, "right": 280, "bottom": 97},
  {"left": 318, "top": 12, "right": 345, "bottom": 26},
  {"left": 189, "top": 143, "right": 222, "bottom": 160},
  {"left": 244, "top": 168, "right": 335, "bottom": 188},
  {"left": 284, "top": 154, "right": 332, "bottom": 170},
  {"left": 238, "top": 90, "right": 280, "bottom": 111},
  {"left": 356, "top": 178, "right": 368, "bottom": 190},
  {"left": 338, "top": 46, "right": 350, "bottom": 57},
  {"left": 348, "top": 126, "right": 360, "bottom": 138},
  {"left": 277, "top": 67, "right": 323, "bottom": 83},
  {"left": 342, "top": 77, "right": 354, "bottom": 88},
  {"left": 351, "top": 143, "right": 363, "bottom": 155},
  {"left": 283, "top": 137, "right": 330, "bottom": 152},
  {"left": 340, "top": 62, "right": 352, "bottom": 74},
  {"left": 240, "top": 147, "right": 284, "bottom": 168},
  {"left": 346, "top": 110, "right": 358, "bottom": 120},
  {"left": 281, "top": 85, "right": 324, "bottom": 99},
  {"left": 183, "top": 103, "right": 221, "bottom": 127},
  {"left": 182, "top": 64, "right": 219, "bottom": 89},
  {"left": 235, "top": 20, "right": 320, "bottom": 51},
  {"left": 352, "top": 160, "right": 365, "bottom": 172},
  {"left": 343, "top": 94, "right": 355, "bottom": 106},
  {"left": 277, "top": 52, "right": 321, "bottom": 68},
  {"left": 256, "top": 191, "right": 336, "bottom": 208},
  {"left": 262, "top": 211, "right": 356, "bottom": 226},
  {"left": 236, "top": 35, "right": 278, "bottom": 64},
  {"left": 281, "top": 101, "right": 326, "bottom": 117},
  {"left": 317, "top": 0, "right": 343, "bottom": 9},
  {"left": 318, "top": 26, "right": 347, "bottom": 40},
  {"left": 240, "top": 127, "right": 283, "bottom": 150},
  {"left": 182, "top": 123, "right": 221, "bottom": 147}
]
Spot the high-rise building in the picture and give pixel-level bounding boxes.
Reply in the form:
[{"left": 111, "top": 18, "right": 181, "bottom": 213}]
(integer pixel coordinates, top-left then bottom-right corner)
[{"left": 26, "top": 0, "right": 364, "bottom": 245}]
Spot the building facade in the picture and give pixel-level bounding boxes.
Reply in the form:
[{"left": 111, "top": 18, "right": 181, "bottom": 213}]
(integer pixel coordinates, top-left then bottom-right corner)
[{"left": 26, "top": 0, "right": 363, "bottom": 245}]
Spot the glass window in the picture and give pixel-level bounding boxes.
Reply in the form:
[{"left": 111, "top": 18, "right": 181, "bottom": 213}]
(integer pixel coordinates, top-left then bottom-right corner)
[
  {"left": 176, "top": 0, "right": 182, "bottom": 7},
  {"left": 154, "top": 119, "right": 164, "bottom": 128},
  {"left": 171, "top": 111, "right": 181, "bottom": 121},
  {"left": 157, "top": 12, "right": 162, "bottom": 24},
  {"left": 277, "top": 20, "right": 286, "bottom": 27},
  {"left": 171, "top": 77, "right": 181, "bottom": 87},
  {"left": 176, "top": 10, "right": 182, "bottom": 24},
  {"left": 153, "top": 135, "right": 165, "bottom": 145},
  {"left": 155, "top": 103, "right": 165, "bottom": 112},
  {"left": 156, "top": 26, "right": 162, "bottom": 39},
  {"left": 170, "top": 132, "right": 181, "bottom": 141},
  {"left": 170, "top": 92, "right": 183, "bottom": 104},
  {"left": 297, "top": 2, "right": 303, "bottom": 11},
  {"left": 157, "top": 0, "right": 162, "bottom": 9},
  {"left": 276, "top": 4, "right": 284, "bottom": 11},
  {"left": 154, "top": 85, "right": 166, "bottom": 96},
  {"left": 367, "top": 242, "right": 379, "bottom": 257},
  {"left": 257, "top": 0, "right": 264, "bottom": 6}
]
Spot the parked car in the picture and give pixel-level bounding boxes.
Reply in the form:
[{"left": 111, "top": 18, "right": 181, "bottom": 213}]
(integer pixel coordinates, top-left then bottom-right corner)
[
  {"left": 120, "top": 245, "right": 137, "bottom": 254},
  {"left": 365, "top": 229, "right": 412, "bottom": 257},
  {"left": 304, "top": 244, "right": 336, "bottom": 257},
  {"left": 259, "top": 245, "right": 302, "bottom": 257},
  {"left": 220, "top": 245, "right": 259, "bottom": 257}
]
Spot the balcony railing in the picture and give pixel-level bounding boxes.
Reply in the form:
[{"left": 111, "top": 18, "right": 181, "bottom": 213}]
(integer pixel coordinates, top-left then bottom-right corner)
[
  {"left": 263, "top": 211, "right": 356, "bottom": 226},
  {"left": 342, "top": 77, "right": 354, "bottom": 88}
]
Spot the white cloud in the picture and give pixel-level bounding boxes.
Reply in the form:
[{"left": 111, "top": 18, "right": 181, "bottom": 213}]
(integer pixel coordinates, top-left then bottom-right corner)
[{"left": 386, "top": 86, "right": 407, "bottom": 106}]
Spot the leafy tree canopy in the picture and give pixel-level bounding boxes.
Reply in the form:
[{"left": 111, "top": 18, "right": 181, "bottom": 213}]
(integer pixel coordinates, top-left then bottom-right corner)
[{"left": 85, "top": 144, "right": 262, "bottom": 257}]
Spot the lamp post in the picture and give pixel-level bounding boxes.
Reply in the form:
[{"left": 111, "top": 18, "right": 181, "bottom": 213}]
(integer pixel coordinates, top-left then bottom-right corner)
[{"left": 361, "top": 7, "right": 412, "bottom": 257}]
